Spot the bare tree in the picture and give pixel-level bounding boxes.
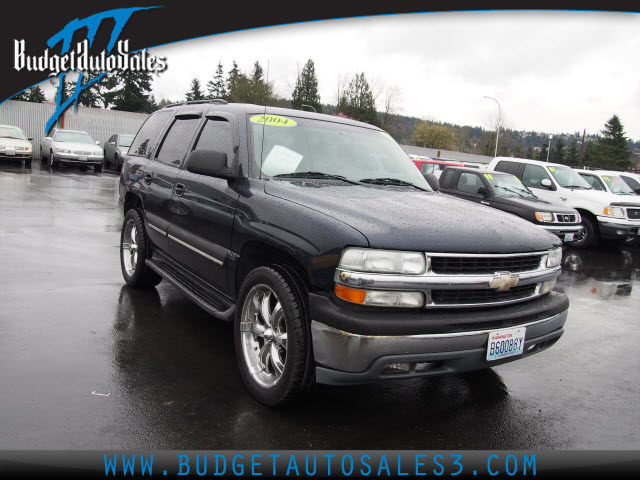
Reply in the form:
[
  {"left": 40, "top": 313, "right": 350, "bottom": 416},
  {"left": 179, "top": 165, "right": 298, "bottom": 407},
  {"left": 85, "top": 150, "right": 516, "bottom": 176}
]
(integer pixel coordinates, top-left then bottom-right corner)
[{"left": 381, "top": 85, "right": 402, "bottom": 130}]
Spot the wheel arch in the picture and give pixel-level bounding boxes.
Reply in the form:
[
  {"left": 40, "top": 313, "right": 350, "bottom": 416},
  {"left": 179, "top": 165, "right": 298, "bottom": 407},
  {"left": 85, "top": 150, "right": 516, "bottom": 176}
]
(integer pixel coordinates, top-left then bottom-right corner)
[{"left": 123, "top": 192, "right": 143, "bottom": 216}]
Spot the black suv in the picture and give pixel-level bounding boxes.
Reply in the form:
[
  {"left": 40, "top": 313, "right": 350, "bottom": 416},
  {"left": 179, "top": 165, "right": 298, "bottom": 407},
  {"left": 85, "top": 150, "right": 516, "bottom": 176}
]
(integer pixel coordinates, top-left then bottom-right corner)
[
  {"left": 119, "top": 100, "right": 569, "bottom": 406},
  {"left": 438, "top": 167, "right": 584, "bottom": 244}
]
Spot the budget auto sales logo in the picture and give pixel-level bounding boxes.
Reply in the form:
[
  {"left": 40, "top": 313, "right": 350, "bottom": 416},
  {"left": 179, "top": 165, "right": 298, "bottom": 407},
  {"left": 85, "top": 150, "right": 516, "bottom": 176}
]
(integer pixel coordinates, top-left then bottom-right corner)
[{"left": 12, "top": 6, "right": 167, "bottom": 132}]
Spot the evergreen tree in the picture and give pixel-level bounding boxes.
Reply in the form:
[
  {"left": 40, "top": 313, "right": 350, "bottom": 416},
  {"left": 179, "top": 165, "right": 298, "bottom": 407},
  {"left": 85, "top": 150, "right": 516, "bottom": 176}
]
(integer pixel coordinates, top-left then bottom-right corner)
[
  {"left": 596, "top": 114, "right": 632, "bottom": 168},
  {"left": 291, "top": 59, "right": 322, "bottom": 113},
  {"left": 207, "top": 61, "right": 227, "bottom": 100},
  {"left": 12, "top": 90, "right": 29, "bottom": 101},
  {"left": 54, "top": 77, "right": 75, "bottom": 104},
  {"left": 186, "top": 77, "right": 205, "bottom": 101},
  {"left": 226, "top": 61, "right": 241, "bottom": 99},
  {"left": 525, "top": 145, "right": 535, "bottom": 159},
  {"left": 537, "top": 142, "right": 549, "bottom": 161},
  {"left": 337, "top": 72, "right": 379, "bottom": 126},
  {"left": 550, "top": 137, "right": 565, "bottom": 164},
  {"left": 565, "top": 138, "right": 580, "bottom": 166},
  {"left": 76, "top": 72, "right": 103, "bottom": 108},
  {"left": 582, "top": 141, "right": 597, "bottom": 167},
  {"left": 27, "top": 86, "right": 46, "bottom": 103},
  {"left": 102, "top": 55, "right": 155, "bottom": 113}
]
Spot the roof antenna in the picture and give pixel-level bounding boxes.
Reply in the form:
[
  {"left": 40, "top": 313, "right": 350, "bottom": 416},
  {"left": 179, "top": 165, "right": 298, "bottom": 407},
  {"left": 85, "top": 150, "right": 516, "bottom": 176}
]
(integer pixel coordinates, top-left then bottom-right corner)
[{"left": 259, "top": 60, "right": 269, "bottom": 180}]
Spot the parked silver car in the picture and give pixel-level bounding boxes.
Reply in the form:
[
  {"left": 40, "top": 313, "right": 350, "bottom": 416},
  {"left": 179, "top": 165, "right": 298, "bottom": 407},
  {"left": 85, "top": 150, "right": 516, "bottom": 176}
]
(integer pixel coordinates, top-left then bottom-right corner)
[
  {"left": 40, "top": 129, "right": 103, "bottom": 172},
  {"left": 0, "top": 124, "right": 33, "bottom": 168},
  {"left": 103, "top": 133, "right": 134, "bottom": 171}
]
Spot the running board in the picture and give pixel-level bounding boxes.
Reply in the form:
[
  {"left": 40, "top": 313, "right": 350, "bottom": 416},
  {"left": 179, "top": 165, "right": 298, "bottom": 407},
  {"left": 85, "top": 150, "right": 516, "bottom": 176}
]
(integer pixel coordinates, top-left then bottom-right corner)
[{"left": 146, "top": 258, "right": 235, "bottom": 322}]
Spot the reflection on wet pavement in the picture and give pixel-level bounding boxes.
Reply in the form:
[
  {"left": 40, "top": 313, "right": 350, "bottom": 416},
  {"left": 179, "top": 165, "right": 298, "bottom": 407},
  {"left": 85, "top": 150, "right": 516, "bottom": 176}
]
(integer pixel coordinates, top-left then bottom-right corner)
[{"left": 1, "top": 162, "right": 639, "bottom": 449}]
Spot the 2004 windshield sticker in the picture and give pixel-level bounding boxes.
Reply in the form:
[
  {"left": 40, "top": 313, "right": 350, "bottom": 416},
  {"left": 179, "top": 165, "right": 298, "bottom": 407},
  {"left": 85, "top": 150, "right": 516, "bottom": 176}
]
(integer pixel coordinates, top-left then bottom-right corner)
[{"left": 250, "top": 114, "right": 297, "bottom": 127}]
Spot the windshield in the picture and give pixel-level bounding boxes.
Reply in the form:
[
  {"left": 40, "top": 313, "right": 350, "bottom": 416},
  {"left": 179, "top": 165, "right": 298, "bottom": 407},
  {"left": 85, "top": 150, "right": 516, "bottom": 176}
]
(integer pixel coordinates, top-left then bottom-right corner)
[
  {"left": 0, "top": 127, "right": 27, "bottom": 140},
  {"left": 601, "top": 174, "right": 635, "bottom": 194},
  {"left": 54, "top": 131, "right": 95, "bottom": 144},
  {"left": 250, "top": 114, "right": 430, "bottom": 189},
  {"left": 118, "top": 135, "right": 134, "bottom": 147},
  {"left": 548, "top": 165, "right": 592, "bottom": 189},
  {"left": 484, "top": 172, "right": 535, "bottom": 198}
]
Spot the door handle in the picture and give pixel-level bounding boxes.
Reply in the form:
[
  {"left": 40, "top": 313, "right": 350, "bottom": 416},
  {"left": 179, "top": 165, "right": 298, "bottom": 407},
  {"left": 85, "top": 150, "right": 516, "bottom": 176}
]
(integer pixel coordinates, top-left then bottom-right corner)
[
  {"left": 143, "top": 173, "right": 153, "bottom": 185},
  {"left": 174, "top": 183, "right": 185, "bottom": 197}
]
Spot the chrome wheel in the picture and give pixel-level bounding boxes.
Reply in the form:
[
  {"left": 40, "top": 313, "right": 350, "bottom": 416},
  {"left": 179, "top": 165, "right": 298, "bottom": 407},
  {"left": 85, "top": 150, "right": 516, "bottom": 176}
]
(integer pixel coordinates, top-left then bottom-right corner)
[
  {"left": 121, "top": 219, "right": 139, "bottom": 277},
  {"left": 240, "top": 284, "right": 288, "bottom": 388}
]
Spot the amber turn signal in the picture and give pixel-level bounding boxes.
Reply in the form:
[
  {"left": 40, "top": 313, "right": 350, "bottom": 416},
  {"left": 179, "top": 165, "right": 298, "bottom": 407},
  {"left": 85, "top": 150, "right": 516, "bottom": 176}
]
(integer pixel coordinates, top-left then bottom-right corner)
[{"left": 334, "top": 284, "right": 366, "bottom": 304}]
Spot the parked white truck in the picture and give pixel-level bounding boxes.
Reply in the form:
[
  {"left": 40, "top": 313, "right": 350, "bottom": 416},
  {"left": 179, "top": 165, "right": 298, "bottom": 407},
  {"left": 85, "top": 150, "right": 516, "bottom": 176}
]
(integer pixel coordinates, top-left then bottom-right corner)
[{"left": 487, "top": 157, "right": 640, "bottom": 248}]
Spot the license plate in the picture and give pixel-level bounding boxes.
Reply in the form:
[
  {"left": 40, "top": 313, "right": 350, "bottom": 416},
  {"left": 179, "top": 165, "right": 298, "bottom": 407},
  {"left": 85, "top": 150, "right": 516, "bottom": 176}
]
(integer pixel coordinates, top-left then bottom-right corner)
[
  {"left": 78, "top": 155, "right": 87, "bottom": 161},
  {"left": 6, "top": 150, "right": 15, "bottom": 155},
  {"left": 565, "top": 233, "right": 574, "bottom": 242},
  {"left": 487, "top": 327, "right": 526, "bottom": 361}
]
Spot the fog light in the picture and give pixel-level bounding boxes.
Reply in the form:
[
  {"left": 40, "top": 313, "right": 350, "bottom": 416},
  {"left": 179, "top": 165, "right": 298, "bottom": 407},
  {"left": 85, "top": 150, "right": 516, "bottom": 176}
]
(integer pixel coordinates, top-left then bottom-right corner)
[
  {"left": 540, "top": 278, "right": 557, "bottom": 295},
  {"left": 382, "top": 363, "right": 411, "bottom": 374},
  {"left": 364, "top": 290, "right": 424, "bottom": 307}
]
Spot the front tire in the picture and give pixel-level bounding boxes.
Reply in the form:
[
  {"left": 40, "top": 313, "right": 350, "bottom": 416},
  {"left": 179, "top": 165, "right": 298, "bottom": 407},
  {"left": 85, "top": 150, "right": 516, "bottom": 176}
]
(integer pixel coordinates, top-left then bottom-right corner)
[
  {"left": 235, "top": 266, "right": 313, "bottom": 406},
  {"left": 94, "top": 163, "right": 103, "bottom": 173},
  {"left": 120, "top": 209, "right": 162, "bottom": 288},
  {"left": 572, "top": 214, "right": 598, "bottom": 249}
]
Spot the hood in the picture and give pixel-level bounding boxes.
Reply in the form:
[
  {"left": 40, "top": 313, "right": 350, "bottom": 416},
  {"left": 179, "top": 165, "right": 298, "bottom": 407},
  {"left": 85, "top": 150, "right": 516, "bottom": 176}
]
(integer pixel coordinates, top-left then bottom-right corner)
[
  {"left": 265, "top": 181, "right": 560, "bottom": 253},
  {"left": 0, "top": 138, "right": 31, "bottom": 149},
  {"left": 52, "top": 141, "right": 102, "bottom": 154},
  {"left": 561, "top": 187, "right": 640, "bottom": 206},
  {"left": 496, "top": 195, "right": 578, "bottom": 214}
]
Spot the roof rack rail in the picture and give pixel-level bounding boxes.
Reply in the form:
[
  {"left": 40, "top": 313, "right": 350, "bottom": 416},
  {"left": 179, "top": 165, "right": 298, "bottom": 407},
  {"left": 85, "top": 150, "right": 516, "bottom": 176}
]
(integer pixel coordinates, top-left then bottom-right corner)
[{"left": 163, "top": 99, "right": 228, "bottom": 108}]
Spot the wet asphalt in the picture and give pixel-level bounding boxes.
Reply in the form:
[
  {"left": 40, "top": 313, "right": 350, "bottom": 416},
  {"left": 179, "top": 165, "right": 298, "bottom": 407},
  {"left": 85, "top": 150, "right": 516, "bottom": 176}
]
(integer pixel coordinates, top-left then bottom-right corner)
[{"left": 0, "top": 160, "right": 639, "bottom": 450}]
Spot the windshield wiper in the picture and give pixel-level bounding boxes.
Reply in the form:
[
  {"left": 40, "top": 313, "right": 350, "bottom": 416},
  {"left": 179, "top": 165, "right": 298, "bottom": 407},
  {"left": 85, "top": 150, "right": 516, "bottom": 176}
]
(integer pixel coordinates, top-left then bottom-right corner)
[
  {"left": 566, "top": 185, "right": 593, "bottom": 190},
  {"left": 273, "top": 171, "right": 361, "bottom": 185},
  {"left": 359, "top": 177, "right": 427, "bottom": 190},
  {"left": 496, "top": 186, "right": 527, "bottom": 198}
]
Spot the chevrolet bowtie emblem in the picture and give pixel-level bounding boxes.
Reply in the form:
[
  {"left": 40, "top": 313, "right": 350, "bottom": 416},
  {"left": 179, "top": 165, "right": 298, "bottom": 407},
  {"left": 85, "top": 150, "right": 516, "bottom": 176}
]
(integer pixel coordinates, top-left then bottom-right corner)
[{"left": 489, "top": 272, "right": 519, "bottom": 291}]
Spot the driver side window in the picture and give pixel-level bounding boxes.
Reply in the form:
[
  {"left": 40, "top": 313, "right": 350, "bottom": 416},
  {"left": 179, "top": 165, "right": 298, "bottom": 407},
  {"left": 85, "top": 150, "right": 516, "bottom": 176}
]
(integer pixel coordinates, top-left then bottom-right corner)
[
  {"left": 579, "top": 174, "right": 606, "bottom": 191},
  {"left": 522, "top": 164, "right": 552, "bottom": 189}
]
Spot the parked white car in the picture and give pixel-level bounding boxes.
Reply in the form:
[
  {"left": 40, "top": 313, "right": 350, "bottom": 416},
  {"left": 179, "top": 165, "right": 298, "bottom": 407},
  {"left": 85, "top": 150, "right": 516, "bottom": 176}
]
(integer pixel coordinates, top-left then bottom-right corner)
[
  {"left": 616, "top": 171, "right": 640, "bottom": 194},
  {"left": 0, "top": 124, "right": 33, "bottom": 168},
  {"left": 488, "top": 157, "right": 640, "bottom": 248},
  {"left": 40, "top": 129, "right": 103, "bottom": 172}
]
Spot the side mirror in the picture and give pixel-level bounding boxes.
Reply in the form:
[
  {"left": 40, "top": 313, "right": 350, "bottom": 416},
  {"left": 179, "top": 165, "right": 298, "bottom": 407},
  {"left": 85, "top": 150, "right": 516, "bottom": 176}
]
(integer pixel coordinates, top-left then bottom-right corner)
[
  {"left": 422, "top": 172, "right": 439, "bottom": 191},
  {"left": 44, "top": 137, "right": 51, "bottom": 141},
  {"left": 477, "top": 187, "right": 491, "bottom": 198},
  {"left": 185, "top": 149, "right": 236, "bottom": 180},
  {"left": 95, "top": 141, "right": 101, "bottom": 145},
  {"left": 109, "top": 141, "right": 116, "bottom": 145},
  {"left": 541, "top": 178, "right": 553, "bottom": 189}
]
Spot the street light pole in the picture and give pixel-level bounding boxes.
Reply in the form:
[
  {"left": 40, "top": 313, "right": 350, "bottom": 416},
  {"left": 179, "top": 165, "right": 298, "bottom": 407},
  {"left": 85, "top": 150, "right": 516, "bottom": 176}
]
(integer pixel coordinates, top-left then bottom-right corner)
[
  {"left": 547, "top": 135, "right": 553, "bottom": 162},
  {"left": 483, "top": 96, "right": 501, "bottom": 157}
]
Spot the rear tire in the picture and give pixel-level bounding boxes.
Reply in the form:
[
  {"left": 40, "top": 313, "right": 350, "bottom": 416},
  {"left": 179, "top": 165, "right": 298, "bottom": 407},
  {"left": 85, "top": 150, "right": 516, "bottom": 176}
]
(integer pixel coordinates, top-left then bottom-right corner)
[
  {"left": 234, "top": 266, "right": 314, "bottom": 406},
  {"left": 120, "top": 209, "right": 162, "bottom": 288},
  {"left": 572, "top": 214, "right": 597, "bottom": 249}
]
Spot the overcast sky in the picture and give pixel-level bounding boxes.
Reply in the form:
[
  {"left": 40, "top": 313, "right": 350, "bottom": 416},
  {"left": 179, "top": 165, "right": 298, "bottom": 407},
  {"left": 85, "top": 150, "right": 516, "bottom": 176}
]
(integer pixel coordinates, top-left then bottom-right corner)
[{"left": 43, "top": 11, "right": 640, "bottom": 140}]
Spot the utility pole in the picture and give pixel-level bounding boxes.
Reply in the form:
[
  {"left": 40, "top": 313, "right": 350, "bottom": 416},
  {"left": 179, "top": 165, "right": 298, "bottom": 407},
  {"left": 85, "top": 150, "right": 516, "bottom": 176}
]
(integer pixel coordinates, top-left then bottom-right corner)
[
  {"left": 578, "top": 129, "right": 586, "bottom": 167},
  {"left": 546, "top": 135, "right": 553, "bottom": 162}
]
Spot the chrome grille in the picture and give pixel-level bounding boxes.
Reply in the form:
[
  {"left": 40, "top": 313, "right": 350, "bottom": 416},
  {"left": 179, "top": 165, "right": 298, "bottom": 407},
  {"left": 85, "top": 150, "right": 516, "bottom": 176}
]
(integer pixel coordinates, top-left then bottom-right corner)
[
  {"left": 430, "top": 255, "right": 542, "bottom": 275},
  {"left": 431, "top": 284, "right": 537, "bottom": 305},
  {"left": 555, "top": 213, "right": 577, "bottom": 223}
]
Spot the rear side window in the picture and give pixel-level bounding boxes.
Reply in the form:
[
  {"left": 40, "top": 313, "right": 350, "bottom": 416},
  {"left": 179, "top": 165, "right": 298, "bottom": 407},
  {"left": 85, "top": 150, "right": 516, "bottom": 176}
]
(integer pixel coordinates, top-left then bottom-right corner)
[
  {"left": 193, "top": 118, "right": 234, "bottom": 161},
  {"left": 130, "top": 112, "right": 171, "bottom": 157},
  {"left": 456, "top": 172, "right": 484, "bottom": 194},
  {"left": 155, "top": 118, "right": 201, "bottom": 167},
  {"left": 621, "top": 175, "right": 640, "bottom": 190},
  {"left": 495, "top": 160, "right": 521, "bottom": 177},
  {"left": 522, "top": 164, "right": 552, "bottom": 189},
  {"left": 420, "top": 163, "right": 434, "bottom": 174},
  {"left": 579, "top": 174, "right": 606, "bottom": 191},
  {"left": 439, "top": 168, "right": 455, "bottom": 188}
]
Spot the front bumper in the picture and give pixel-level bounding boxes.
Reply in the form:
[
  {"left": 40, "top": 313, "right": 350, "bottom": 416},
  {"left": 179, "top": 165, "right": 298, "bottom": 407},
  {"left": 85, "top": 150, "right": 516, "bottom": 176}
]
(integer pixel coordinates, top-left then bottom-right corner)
[
  {"left": 55, "top": 153, "right": 102, "bottom": 165},
  {"left": 310, "top": 291, "right": 569, "bottom": 385},
  {"left": 597, "top": 217, "right": 640, "bottom": 238},
  {"left": 0, "top": 152, "right": 32, "bottom": 160},
  {"left": 541, "top": 224, "right": 584, "bottom": 243}
]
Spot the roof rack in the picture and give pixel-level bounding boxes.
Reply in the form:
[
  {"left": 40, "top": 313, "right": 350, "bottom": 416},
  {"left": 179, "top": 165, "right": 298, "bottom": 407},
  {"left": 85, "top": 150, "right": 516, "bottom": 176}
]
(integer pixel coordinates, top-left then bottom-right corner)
[{"left": 163, "top": 99, "right": 228, "bottom": 108}]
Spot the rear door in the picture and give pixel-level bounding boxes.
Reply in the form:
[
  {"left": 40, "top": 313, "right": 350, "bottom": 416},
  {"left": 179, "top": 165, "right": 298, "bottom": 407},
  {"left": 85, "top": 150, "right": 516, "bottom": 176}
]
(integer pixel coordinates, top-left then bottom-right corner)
[
  {"left": 143, "top": 112, "right": 202, "bottom": 253},
  {"left": 170, "top": 114, "right": 240, "bottom": 294}
]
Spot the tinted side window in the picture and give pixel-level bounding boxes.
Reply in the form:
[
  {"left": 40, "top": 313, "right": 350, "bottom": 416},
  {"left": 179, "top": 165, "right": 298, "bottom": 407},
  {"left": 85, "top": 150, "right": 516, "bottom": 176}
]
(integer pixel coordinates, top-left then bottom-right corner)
[
  {"left": 155, "top": 118, "right": 201, "bottom": 167},
  {"left": 109, "top": 135, "right": 116, "bottom": 143},
  {"left": 457, "top": 172, "right": 483, "bottom": 194},
  {"left": 621, "top": 175, "right": 640, "bottom": 190},
  {"left": 495, "top": 160, "right": 521, "bottom": 176},
  {"left": 522, "top": 164, "right": 552, "bottom": 189},
  {"left": 580, "top": 174, "right": 606, "bottom": 191},
  {"left": 439, "top": 169, "right": 455, "bottom": 188},
  {"left": 193, "top": 118, "right": 234, "bottom": 160},
  {"left": 130, "top": 112, "right": 170, "bottom": 157}
]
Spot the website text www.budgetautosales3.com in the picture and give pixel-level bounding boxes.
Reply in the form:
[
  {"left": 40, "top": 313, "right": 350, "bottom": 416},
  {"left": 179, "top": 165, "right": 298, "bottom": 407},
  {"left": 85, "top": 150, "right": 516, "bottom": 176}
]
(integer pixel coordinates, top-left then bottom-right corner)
[{"left": 104, "top": 452, "right": 537, "bottom": 477}]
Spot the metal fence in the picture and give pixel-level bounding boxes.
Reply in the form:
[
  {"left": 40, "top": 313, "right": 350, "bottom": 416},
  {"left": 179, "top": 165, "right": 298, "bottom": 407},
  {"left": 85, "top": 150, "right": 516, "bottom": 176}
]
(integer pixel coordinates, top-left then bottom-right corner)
[{"left": 0, "top": 100, "right": 149, "bottom": 159}]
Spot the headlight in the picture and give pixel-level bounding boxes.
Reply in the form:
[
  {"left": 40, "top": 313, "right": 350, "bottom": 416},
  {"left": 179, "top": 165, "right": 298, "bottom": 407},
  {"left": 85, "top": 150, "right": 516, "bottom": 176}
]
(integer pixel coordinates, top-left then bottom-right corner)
[
  {"left": 54, "top": 148, "right": 71, "bottom": 153},
  {"left": 339, "top": 248, "right": 426, "bottom": 274},
  {"left": 575, "top": 212, "right": 582, "bottom": 223},
  {"left": 535, "top": 212, "right": 554, "bottom": 222},
  {"left": 603, "top": 206, "right": 624, "bottom": 218},
  {"left": 546, "top": 248, "right": 562, "bottom": 268},
  {"left": 335, "top": 284, "right": 424, "bottom": 307}
]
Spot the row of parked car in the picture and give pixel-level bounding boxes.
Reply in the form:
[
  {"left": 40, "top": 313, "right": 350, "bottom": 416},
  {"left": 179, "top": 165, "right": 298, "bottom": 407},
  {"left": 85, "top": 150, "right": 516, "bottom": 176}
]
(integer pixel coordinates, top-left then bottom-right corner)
[
  {"left": 414, "top": 156, "right": 640, "bottom": 249},
  {"left": 0, "top": 123, "right": 134, "bottom": 171}
]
